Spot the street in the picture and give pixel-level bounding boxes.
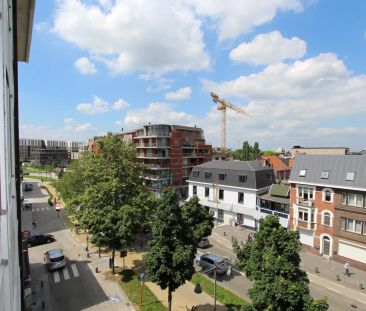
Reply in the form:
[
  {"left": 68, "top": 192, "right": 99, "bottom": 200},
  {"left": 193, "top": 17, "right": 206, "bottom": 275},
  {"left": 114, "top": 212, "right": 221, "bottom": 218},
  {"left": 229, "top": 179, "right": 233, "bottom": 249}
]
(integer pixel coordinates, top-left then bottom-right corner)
[
  {"left": 23, "top": 181, "right": 133, "bottom": 311},
  {"left": 204, "top": 230, "right": 366, "bottom": 311}
]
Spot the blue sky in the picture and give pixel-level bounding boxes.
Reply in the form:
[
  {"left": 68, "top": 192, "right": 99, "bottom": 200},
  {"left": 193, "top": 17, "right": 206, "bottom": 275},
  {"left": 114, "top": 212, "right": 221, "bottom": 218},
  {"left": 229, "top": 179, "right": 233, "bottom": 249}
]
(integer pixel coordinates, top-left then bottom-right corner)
[{"left": 19, "top": 0, "right": 366, "bottom": 151}]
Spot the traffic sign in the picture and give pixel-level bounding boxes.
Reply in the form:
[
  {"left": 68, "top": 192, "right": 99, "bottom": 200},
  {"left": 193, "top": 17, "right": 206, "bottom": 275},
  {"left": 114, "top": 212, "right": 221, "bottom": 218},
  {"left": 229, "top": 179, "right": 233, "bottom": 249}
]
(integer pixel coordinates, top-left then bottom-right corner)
[
  {"left": 55, "top": 203, "right": 61, "bottom": 211},
  {"left": 22, "top": 230, "right": 30, "bottom": 240}
]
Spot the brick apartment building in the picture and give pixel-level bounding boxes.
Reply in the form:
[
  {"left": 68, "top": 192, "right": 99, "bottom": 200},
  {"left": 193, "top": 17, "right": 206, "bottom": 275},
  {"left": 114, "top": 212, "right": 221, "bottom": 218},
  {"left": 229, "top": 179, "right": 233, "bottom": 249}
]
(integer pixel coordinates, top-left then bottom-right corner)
[
  {"left": 289, "top": 155, "right": 366, "bottom": 268},
  {"left": 91, "top": 124, "right": 212, "bottom": 198}
]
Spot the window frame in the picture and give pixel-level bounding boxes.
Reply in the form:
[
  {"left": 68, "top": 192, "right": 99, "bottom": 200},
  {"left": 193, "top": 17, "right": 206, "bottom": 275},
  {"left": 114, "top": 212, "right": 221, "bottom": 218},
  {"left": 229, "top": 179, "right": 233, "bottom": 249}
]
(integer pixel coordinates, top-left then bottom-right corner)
[
  {"left": 219, "top": 189, "right": 224, "bottom": 200},
  {"left": 346, "top": 172, "right": 355, "bottom": 181},
  {"left": 205, "top": 172, "right": 212, "bottom": 179},
  {"left": 238, "top": 192, "right": 244, "bottom": 204},
  {"left": 323, "top": 188, "right": 333, "bottom": 203},
  {"left": 299, "top": 169, "right": 307, "bottom": 177},
  {"left": 298, "top": 209, "right": 309, "bottom": 222},
  {"left": 205, "top": 187, "right": 209, "bottom": 198},
  {"left": 321, "top": 170, "right": 330, "bottom": 179},
  {"left": 238, "top": 175, "right": 247, "bottom": 183},
  {"left": 322, "top": 211, "right": 332, "bottom": 227},
  {"left": 219, "top": 173, "right": 226, "bottom": 181},
  {"left": 193, "top": 171, "right": 199, "bottom": 177},
  {"left": 192, "top": 185, "right": 197, "bottom": 195}
]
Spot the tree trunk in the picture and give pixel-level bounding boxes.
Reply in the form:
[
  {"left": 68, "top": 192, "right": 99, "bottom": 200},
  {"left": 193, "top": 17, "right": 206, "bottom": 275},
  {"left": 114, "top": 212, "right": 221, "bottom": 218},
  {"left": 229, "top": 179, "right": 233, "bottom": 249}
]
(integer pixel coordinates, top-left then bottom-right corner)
[
  {"left": 168, "top": 287, "right": 172, "bottom": 311},
  {"left": 112, "top": 249, "right": 115, "bottom": 274}
]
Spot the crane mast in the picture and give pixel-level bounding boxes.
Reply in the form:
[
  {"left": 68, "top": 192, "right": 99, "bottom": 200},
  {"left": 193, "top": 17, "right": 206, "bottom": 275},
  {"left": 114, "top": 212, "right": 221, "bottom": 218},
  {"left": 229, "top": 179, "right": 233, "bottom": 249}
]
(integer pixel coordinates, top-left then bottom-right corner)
[{"left": 210, "top": 92, "right": 250, "bottom": 151}]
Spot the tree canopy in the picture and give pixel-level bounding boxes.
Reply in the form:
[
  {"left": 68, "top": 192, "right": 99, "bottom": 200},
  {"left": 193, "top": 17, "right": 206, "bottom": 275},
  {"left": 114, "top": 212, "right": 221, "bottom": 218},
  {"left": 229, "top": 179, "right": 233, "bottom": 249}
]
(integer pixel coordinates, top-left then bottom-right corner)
[
  {"left": 56, "top": 133, "right": 153, "bottom": 272},
  {"left": 233, "top": 216, "right": 328, "bottom": 311},
  {"left": 144, "top": 190, "right": 214, "bottom": 311}
]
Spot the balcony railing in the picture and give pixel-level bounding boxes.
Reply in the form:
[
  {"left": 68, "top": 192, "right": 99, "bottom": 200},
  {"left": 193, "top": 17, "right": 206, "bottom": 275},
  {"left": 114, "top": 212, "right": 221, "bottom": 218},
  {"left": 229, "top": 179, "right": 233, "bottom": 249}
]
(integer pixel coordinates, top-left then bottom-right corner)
[
  {"left": 258, "top": 207, "right": 289, "bottom": 219},
  {"left": 296, "top": 197, "right": 314, "bottom": 207}
]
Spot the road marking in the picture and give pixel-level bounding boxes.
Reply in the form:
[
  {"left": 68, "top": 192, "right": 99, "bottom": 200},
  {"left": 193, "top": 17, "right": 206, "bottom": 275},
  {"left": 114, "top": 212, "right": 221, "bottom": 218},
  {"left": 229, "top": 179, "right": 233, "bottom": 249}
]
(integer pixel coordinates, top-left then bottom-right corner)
[
  {"left": 45, "top": 206, "right": 50, "bottom": 210},
  {"left": 41, "top": 207, "right": 45, "bottom": 211},
  {"left": 53, "top": 271, "right": 60, "bottom": 283},
  {"left": 357, "top": 299, "right": 366, "bottom": 305},
  {"left": 63, "top": 268, "right": 70, "bottom": 280},
  {"left": 232, "top": 268, "right": 245, "bottom": 276},
  {"left": 326, "top": 287, "right": 341, "bottom": 294},
  {"left": 71, "top": 264, "right": 79, "bottom": 277}
]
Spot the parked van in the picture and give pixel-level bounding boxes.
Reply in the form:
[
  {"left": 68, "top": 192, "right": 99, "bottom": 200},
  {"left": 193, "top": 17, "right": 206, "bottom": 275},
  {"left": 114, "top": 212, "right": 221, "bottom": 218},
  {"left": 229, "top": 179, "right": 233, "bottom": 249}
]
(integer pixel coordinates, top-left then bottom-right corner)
[{"left": 44, "top": 248, "right": 66, "bottom": 271}]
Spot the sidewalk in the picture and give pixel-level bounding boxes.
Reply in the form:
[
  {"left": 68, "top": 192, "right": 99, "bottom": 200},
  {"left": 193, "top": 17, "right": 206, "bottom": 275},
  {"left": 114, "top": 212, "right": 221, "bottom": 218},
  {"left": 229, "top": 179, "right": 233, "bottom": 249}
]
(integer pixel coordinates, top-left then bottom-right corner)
[
  {"left": 211, "top": 225, "right": 366, "bottom": 294},
  {"left": 72, "top": 230, "right": 227, "bottom": 311}
]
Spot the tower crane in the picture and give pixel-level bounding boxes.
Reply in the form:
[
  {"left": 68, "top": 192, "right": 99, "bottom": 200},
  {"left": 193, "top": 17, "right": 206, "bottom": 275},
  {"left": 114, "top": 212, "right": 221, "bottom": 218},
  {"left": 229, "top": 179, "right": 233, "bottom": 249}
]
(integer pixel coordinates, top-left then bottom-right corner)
[{"left": 210, "top": 92, "right": 250, "bottom": 151}]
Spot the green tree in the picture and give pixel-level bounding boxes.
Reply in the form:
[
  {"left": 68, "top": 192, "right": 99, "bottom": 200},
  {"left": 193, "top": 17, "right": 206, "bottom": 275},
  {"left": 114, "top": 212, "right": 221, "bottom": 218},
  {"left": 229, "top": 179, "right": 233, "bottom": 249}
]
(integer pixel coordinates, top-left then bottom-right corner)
[
  {"left": 144, "top": 190, "right": 196, "bottom": 311},
  {"left": 242, "top": 141, "right": 250, "bottom": 160},
  {"left": 233, "top": 216, "right": 328, "bottom": 311},
  {"left": 182, "top": 196, "right": 214, "bottom": 243},
  {"left": 261, "top": 150, "right": 279, "bottom": 156},
  {"left": 252, "top": 142, "right": 259, "bottom": 160}
]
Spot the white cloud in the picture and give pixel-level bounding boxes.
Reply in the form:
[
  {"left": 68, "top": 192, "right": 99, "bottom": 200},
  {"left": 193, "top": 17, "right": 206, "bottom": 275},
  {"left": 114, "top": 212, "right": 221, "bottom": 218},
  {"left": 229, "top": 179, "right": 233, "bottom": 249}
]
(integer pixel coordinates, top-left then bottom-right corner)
[
  {"left": 76, "top": 96, "right": 110, "bottom": 114},
  {"left": 165, "top": 87, "right": 192, "bottom": 101},
  {"left": 53, "top": 0, "right": 210, "bottom": 75},
  {"left": 19, "top": 119, "right": 98, "bottom": 141},
  {"left": 74, "top": 57, "right": 97, "bottom": 75},
  {"left": 112, "top": 99, "right": 130, "bottom": 110},
  {"left": 200, "top": 52, "right": 366, "bottom": 149},
  {"left": 230, "top": 31, "right": 306, "bottom": 65},
  {"left": 188, "top": 0, "right": 304, "bottom": 41},
  {"left": 35, "top": 22, "right": 49, "bottom": 32},
  {"left": 123, "top": 103, "right": 198, "bottom": 127},
  {"left": 76, "top": 96, "right": 129, "bottom": 114}
]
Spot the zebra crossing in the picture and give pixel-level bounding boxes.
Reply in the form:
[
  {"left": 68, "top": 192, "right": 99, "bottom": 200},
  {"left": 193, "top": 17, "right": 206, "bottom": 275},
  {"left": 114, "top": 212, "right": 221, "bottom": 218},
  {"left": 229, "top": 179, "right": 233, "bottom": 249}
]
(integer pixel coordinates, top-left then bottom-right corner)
[
  {"left": 33, "top": 206, "right": 53, "bottom": 212},
  {"left": 52, "top": 264, "right": 80, "bottom": 284}
]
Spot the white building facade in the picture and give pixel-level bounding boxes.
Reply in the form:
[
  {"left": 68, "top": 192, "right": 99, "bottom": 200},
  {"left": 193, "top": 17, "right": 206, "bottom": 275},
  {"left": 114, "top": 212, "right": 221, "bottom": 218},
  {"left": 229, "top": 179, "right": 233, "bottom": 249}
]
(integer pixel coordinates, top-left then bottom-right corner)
[
  {"left": 0, "top": 1, "right": 35, "bottom": 310},
  {"left": 188, "top": 160, "right": 274, "bottom": 229}
]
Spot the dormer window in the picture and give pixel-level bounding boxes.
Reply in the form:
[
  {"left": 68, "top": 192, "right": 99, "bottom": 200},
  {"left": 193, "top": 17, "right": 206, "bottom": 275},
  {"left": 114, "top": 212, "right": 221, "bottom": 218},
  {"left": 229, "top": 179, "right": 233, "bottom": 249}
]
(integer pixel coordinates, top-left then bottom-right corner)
[
  {"left": 193, "top": 171, "right": 199, "bottom": 177},
  {"left": 346, "top": 172, "right": 355, "bottom": 181},
  {"left": 321, "top": 170, "right": 329, "bottom": 179},
  {"left": 219, "top": 173, "right": 226, "bottom": 181},
  {"left": 299, "top": 169, "right": 307, "bottom": 177}
]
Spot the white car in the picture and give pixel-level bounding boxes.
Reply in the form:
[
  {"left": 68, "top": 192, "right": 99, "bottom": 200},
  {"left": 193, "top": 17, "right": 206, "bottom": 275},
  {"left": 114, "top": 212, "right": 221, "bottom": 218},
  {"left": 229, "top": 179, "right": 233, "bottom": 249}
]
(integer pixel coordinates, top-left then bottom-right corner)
[{"left": 44, "top": 248, "right": 66, "bottom": 271}]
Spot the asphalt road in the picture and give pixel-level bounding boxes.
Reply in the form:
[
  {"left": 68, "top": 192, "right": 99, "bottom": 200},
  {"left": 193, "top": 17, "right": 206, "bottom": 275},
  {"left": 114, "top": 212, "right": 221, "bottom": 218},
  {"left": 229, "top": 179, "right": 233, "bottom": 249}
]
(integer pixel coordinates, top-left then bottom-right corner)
[
  {"left": 200, "top": 235, "right": 366, "bottom": 311},
  {"left": 24, "top": 181, "right": 132, "bottom": 311}
]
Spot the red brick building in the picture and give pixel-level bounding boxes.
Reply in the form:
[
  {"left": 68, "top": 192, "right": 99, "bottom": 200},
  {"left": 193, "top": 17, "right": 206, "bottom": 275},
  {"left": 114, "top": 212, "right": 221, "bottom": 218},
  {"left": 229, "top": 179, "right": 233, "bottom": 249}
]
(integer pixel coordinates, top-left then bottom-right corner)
[{"left": 118, "top": 124, "right": 212, "bottom": 198}]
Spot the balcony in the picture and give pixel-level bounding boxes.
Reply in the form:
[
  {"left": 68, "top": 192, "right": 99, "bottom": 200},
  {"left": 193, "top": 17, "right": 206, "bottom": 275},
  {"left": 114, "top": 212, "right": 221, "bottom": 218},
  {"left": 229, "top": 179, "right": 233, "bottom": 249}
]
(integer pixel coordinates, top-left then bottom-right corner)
[
  {"left": 296, "top": 197, "right": 314, "bottom": 207},
  {"left": 136, "top": 143, "right": 170, "bottom": 148},
  {"left": 183, "top": 152, "right": 197, "bottom": 158}
]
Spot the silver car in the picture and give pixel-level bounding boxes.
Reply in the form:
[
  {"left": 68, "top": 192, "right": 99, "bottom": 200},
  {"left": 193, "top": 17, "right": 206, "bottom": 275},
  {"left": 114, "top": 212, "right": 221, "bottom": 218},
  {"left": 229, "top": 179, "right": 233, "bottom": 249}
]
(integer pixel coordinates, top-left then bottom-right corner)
[
  {"left": 195, "top": 253, "right": 228, "bottom": 275},
  {"left": 44, "top": 248, "right": 66, "bottom": 271}
]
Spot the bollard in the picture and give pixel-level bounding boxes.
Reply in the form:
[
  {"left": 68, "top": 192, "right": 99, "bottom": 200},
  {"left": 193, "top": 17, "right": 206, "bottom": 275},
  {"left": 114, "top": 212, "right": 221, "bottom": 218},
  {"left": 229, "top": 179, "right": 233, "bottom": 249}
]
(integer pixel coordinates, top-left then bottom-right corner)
[
  {"left": 109, "top": 258, "right": 112, "bottom": 269},
  {"left": 42, "top": 301, "right": 45, "bottom": 309},
  {"left": 360, "top": 283, "right": 364, "bottom": 290},
  {"left": 223, "top": 231, "right": 226, "bottom": 236},
  {"left": 95, "top": 267, "right": 99, "bottom": 273},
  {"left": 87, "top": 252, "right": 90, "bottom": 258},
  {"left": 315, "top": 267, "right": 319, "bottom": 273},
  {"left": 41, "top": 280, "right": 43, "bottom": 288},
  {"left": 337, "top": 275, "right": 341, "bottom": 281}
]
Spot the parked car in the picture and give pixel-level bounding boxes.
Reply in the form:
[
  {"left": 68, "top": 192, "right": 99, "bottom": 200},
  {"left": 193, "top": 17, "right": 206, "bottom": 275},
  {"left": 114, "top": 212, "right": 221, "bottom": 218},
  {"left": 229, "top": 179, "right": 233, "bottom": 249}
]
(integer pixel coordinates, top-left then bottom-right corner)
[
  {"left": 198, "top": 237, "right": 210, "bottom": 248},
  {"left": 26, "top": 234, "right": 55, "bottom": 247},
  {"left": 195, "top": 253, "right": 229, "bottom": 275},
  {"left": 44, "top": 248, "right": 66, "bottom": 271},
  {"left": 24, "top": 184, "right": 33, "bottom": 191}
]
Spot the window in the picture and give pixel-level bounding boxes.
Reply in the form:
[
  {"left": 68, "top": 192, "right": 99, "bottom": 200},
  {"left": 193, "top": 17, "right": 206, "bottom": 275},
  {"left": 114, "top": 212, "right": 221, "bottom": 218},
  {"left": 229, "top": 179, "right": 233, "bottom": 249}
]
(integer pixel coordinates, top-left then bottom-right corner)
[
  {"left": 355, "top": 221, "right": 362, "bottom": 234},
  {"left": 340, "top": 217, "right": 347, "bottom": 230},
  {"left": 346, "top": 193, "right": 363, "bottom": 207},
  {"left": 323, "top": 212, "right": 331, "bottom": 226},
  {"left": 267, "top": 174, "right": 273, "bottom": 181},
  {"left": 299, "top": 169, "right": 307, "bottom": 177},
  {"left": 298, "top": 209, "right": 309, "bottom": 221},
  {"left": 238, "top": 192, "right": 244, "bottom": 204},
  {"left": 205, "top": 187, "right": 209, "bottom": 198},
  {"left": 219, "top": 174, "right": 226, "bottom": 181},
  {"left": 347, "top": 219, "right": 354, "bottom": 231},
  {"left": 205, "top": 172, "right": 212, "bottom": 179},
  {"left": 239, "top": 175, "right": 247, "bottom": 183},
  {"left": 324, "top": 189, "right": 332, "bottom": 202},
  {"left": 341, "top": 217, "right": 366, "bottom": 235},
  {"left": 321, "top": 170, "right": 330, "bottom": 179},
  {"left": 193, "top": 171, "right": 199, "bottom": 177},
  {"left": 217, "top": 209, "right": 224, "bottom": 220},
  {"left": 346, "top": 172, "right": 355, "bottom": 181},
  {"left": 298, "top": 186, "right": 314, "bottom": 200},
  {"left": 342, "top": 193, "right": 347, "bottom": 205},
  {"left": 219, "top": 189, "right": 224, "bottom": 200},
  {"left": 193, "top": 186, "right": 197, "bottom": 195}
]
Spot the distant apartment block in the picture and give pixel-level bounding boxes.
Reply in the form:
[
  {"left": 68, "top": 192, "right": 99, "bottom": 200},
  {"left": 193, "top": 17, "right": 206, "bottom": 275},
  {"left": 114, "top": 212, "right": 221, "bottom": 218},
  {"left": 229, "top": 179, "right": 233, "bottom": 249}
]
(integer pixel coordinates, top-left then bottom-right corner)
[
  {"left": 91, "top": 124, "right": 212, "bottom": 198},
  {"left": 188, "top": 160, "right": 274, "bottom": 229},
  {"left": 20, "top": 139, "right": 87, "bottom": 165},
  {"left": 291, "top": 145, "right": 349, "bottom": 158},
  {"left": 289, "top": 155, "right": 366, "bottom": 268}
]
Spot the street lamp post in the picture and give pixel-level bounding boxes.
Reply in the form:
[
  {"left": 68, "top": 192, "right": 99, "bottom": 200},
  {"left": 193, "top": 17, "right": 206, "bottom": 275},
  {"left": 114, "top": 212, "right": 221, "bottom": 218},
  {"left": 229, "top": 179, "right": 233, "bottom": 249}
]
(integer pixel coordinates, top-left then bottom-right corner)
[{"left": 194, "top": 261, "right": 218, "bottom": 311}]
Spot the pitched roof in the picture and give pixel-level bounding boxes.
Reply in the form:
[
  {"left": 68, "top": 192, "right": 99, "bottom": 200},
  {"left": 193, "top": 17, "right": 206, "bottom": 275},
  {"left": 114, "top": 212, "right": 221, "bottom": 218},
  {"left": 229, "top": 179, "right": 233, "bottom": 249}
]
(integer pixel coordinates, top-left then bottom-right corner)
[
  {"left": 189, "top": 160, "right": 274, "bottom": 190},
  {"left": 289, "top": 155, "right": 366, "bottom": 190},
  {"left": 261, "top": 156, "right": 290, "bottom": 171}
]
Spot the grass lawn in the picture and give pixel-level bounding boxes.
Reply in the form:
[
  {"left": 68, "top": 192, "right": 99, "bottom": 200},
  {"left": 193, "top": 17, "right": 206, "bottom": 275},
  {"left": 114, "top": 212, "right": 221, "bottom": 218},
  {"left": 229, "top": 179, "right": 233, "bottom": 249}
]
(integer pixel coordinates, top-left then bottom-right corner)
[
  {"left": 191, "top": 273, "right": 247, "bottom": 311},
  {"left": 119, "top": 269, "right": 166, "bottom": 311}
]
